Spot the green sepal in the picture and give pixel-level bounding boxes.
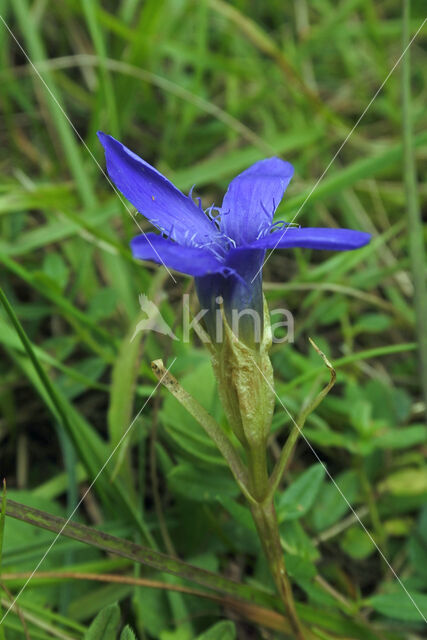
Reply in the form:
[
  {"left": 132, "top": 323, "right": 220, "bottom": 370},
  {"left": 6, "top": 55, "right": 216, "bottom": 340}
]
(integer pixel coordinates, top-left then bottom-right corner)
[{"left": 209, "top": 297, "right": 274, "bottom": 449}]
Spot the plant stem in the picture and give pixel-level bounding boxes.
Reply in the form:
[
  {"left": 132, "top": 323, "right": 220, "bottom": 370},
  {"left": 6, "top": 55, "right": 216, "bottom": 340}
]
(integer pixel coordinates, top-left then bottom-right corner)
[
  {"left": 5, "top": 498, "right": 275, "bottom": 608},
  {"left": 244, "top": 339, "right": 338, "bottom": 637},
  {"left": 244, "top": 419, "right": 306, "bottom": 636},
  {"left": 249, "top": 498, "right": 306, "bottom": 640},
  {"left": 246, "top": 442, "right": 269, "bottom": 502}
]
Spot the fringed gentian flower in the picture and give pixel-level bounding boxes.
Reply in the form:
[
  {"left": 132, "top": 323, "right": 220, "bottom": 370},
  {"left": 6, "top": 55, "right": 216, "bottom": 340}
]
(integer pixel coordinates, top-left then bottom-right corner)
[
  {"left": 99, "top": 132, "right": 372, "bottom": 630},
  {"left": 98, "top": 132, "right": 370, "bottom": 345}
]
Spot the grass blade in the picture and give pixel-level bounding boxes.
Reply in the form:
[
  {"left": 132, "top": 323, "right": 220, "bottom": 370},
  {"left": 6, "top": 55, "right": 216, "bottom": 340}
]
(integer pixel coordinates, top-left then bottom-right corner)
[
  {"left": 11, "top": 0, "right": 96, "bottom": 208},
  {"left": 402, "top": 1, "right": 427, "bottom": 413}
]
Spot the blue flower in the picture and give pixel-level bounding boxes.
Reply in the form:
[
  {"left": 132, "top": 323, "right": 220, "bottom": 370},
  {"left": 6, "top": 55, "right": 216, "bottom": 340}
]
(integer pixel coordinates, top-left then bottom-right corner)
[{"left": 98, "top": 132, "right": 371, "bottom": 343}]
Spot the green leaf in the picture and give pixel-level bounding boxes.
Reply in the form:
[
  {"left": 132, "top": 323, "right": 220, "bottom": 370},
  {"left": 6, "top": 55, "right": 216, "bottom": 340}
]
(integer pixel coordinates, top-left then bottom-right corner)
[
  {"left": 88, "top": 288, "right": 118, "bottom": 321},
  {"left": 373, "top": 425, "right": 427, "bottom": 451},
  {"left": 318, "top": 299, "right": 348, "bottom": 325},
  {"left": 167, "top": 463, "right": 239, "bottom": 503},
  {"left": 340, "top": 526, "right": 375, "bottom": 559},
  {"left": 281, "top": 520, "right": 319, "bottom": 562},
  {"left": 364, "top": 380, "right": 412, "bottom": 426},
  {"left": 217, "top": 496, "right": 256, "bottom": 532},
  {"left": 297, "top": 579, "right": 338, "bottom": 608},
  {"left": 276, "top": 463, "right": 325, "bottom": 522},
  {"left": 285, "top": 555, "right": 316, "bottom": 581},
  {"left": 58, "top": 356, "right": 107, "bottom": 399},
  {"left": 3, "top": 490, "right": 65, "bottom": 572},
  {"left": 310, "top": 470, "right": 360, "bottom": 532},
  {"left": 84, "top": 603, "right": 120, "bottom": 640},
  {"left": 42, "top": 252, "right": 69, "bottom": 292},
  {"left": 69, "top": 584, "right": 132, "bottom": 622},
  {"left": 368, "top": 591, "right": 427, "bottom": 622},
  {"left": 353, "top": 313, "right": 392, "bottom": 334},
  {"left": 280, "top": 520, "right": 318, "bottom": 580},
  {"left": 303, "top": 428, "right": 349, "bottom": 449},
  {"left": 107, "top": 315, "right": 144, "bottom": 481},
  {"left": 349, "top": 400, "right": 379, "bottom": 438},
  {"left": 120, "top": 625, "right": 137, "bottom": 640},
  {"left": 195, "top": 621, "right": 236, "bottom": 640},
  {"left": 379, "top": 467, "right": 427, "bottom": 496},
  {"left": 383, "top": 517, "right": 413, "bottom": 537},
  {"left": 216, "top": 496, "right": 259, "bottom": 554},
  {"left": 160, "top": 624, "right": 192, "bottom": 640},
  {"left": 133, "top": 585, "right": 170, "bottom": 637},
  {"left": 296, "top": 602, "right": 380, "bottom": 640}
]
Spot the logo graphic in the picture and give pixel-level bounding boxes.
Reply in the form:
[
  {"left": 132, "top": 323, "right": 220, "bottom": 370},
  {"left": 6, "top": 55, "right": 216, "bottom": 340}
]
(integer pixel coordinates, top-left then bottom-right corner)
[
  {"left": 131, "top": 294, "right": 179, "bottom": 342},
  {"left": 131, "top": 293, "right": 294, "bottom": 344}
]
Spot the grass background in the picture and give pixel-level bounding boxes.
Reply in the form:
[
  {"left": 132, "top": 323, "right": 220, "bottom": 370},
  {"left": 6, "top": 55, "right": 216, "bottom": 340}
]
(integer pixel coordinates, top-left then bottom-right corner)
[{"left": 0, "top": 0, "right": 426, "bottom": 638}]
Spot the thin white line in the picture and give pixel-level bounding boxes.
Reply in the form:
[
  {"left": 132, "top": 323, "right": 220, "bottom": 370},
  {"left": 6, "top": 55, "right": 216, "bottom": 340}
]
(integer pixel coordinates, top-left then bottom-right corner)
[
  {"left": 0, "top": 14, "right": 177, "bottom": 284},
  {"left": 251, "top": 357, "right": 427, "bottom": 623},
  {"left": 252, "top": 16, "right": 427, "bottom": 283},
  {"left": 0, "top": 358, "right": 176, "bottom": 626}
]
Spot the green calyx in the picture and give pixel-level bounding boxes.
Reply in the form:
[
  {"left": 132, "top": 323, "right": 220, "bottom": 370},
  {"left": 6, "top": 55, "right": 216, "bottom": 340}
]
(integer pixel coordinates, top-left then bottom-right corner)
[{"left": 209, "top": 297, "right": 275, "bottom": 453}]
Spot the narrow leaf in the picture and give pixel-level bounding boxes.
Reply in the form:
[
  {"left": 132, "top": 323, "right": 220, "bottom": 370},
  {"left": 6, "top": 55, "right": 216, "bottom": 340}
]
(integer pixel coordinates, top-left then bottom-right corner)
[{"left": 84, "top": 603, "right": 120, "bottom": 640}]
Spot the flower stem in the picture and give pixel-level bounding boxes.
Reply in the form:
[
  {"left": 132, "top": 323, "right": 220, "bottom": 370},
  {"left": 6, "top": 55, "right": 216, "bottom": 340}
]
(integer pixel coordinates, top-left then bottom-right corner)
[
  {"left": 246, "top": 442, "right": 269, "bottom": 502},
  {"left": 245, "top": 429, "right": 306, "bottom": 637},
  {"left": 245, "top": 339, "right": 337, "bottom": 638},
  {"left": 249, "top": 498, "right": 306, "bottom": 640}
]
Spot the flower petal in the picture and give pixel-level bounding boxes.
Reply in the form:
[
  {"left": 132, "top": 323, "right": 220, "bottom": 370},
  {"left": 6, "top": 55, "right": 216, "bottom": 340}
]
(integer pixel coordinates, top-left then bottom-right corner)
[
  {"left": 130, "top": 233, "right": 227, "bottom": 277},
  {"left": 246, "top": 227, "right": 371, "bottom": 251},
  {"left": 220, "top": 158, "right": 294, "bottom": 246},
  {"left": 98, "top": 132, "right": 217, "bottom": 245}
]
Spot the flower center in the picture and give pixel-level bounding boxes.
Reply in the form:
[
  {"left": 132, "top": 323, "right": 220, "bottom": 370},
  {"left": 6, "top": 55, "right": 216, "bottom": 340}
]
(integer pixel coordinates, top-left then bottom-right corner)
[{"left": 256, "top": 220, "right": 301, "bottom": 240}]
